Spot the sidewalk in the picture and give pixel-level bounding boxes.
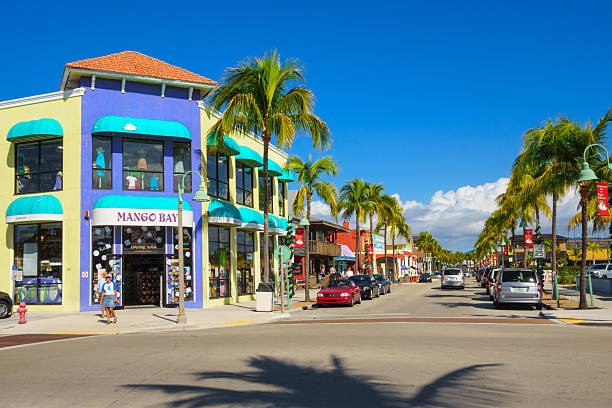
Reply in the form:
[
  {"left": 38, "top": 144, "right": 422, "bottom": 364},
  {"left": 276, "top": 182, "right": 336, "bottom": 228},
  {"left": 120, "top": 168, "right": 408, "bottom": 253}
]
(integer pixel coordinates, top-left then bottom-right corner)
[{"left": 541, "top": 282, "right": 612, "bottom": 324}]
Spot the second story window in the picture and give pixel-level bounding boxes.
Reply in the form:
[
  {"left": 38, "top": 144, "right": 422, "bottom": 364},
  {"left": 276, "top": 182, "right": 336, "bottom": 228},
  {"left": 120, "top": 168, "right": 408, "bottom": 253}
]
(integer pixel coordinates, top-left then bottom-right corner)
[
  {"left": 15, "top": 139, "right": 63, "bottom": 195},
  {"left": 173, "top": 142, "right": 192, "bottom": 193},
  {"left": 236, "top": 162, "right": 253, "bottom": 207},
  {"left": 207, "top": 152, "right": 229, "bottom": 200},
  {"left": 123, "top": 139, "right": 164, "bottom": 192},
  {"left": 92, "top": 136, "right": 112, "bottom": 190},
  {"left": 278, "top": 180, "right": 286, "bottom": 217},
  {"left": 259, "top": 176, "right": 273, "bottom": 212}
]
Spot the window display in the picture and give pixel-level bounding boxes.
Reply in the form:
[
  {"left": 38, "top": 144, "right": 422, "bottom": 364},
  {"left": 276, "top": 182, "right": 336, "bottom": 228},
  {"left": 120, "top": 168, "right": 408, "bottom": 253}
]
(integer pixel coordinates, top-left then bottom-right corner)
[
  {"left": 15, "top": 139, "right": 63, "bottom": 194},
  {"left": 14, "top": 223, "right": 62, "bottom": 304},
  {"left": 209, "top": 225, "right": 231, "bottom": 299},
  {"left": 91, "top": 226, "right": 114, "bottom": 304},
  {"left": 207, "top": 152, "right": 229, "bottom": 200},
  {"left": 167, "top": 227, "right": 193, "bottom": 304},
  {"left": 122, "top": 226, "right": 165, "bottom": 253},
  {"left": 236, "top": 162, "right": 253, "bottom": 207},
  {"left": 122, "top": 139, "right": 163, "bottom": 191},
  {"left": 173, "top": 142, "right": 192, "bottom": 192},
  {"left": 92, "top": 136, "right": 112, "bottom": 189},
  {"left": 237, "top": 230, "right": 255, "bottom": 295}
]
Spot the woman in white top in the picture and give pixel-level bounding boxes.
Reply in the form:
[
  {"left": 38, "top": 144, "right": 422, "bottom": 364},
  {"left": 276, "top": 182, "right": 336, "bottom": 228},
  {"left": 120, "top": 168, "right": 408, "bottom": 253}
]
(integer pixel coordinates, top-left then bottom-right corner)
[{"left": 102, "top": 275, "right": 118, "bottom": 324}]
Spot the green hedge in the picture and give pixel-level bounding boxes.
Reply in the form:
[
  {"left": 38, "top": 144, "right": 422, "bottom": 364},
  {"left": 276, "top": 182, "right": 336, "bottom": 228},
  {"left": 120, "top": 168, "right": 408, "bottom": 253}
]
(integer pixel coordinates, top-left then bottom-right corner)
[{"left": 557, "top": 266, "right": 581, "bottom": 284}]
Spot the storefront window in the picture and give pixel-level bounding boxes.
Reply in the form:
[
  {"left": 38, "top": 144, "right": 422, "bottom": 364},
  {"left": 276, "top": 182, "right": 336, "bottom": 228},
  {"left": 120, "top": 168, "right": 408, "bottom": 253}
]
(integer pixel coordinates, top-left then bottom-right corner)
[
  {"left": 91, "top": 226, "right": 114, "bottom": 304},
  {"left": 278, "top": 181, "right": 286, "bottom": 216},
  {"left": 15, "top": 140, "right": 63, "bottom": 194},
  {"left": 209, "top": 225, "right": 231, "bottom": 298},
  {"left": 122, "top": 226, "right": 165, "bottom": 253},
  {"left": 14, "top": 223, "right": 62, "bottom": 304},
  {"left": 173, "top": 142, "right": 192, "bottom": 193},
  {"left": 260, "top": 232, "right": 275, "bottom": 286},
  {"left": 236, "top": 162, "right": 253, "bottom": 207},
  {"left": 92, "top": 136, "right": 112, "bottom": 190},
  {"left": 166, "top": 227, "right": 194, "bottom": 304},
  {"left": 123, "top": 139, "right": 164, "bottom": 191},
  {"left": 207, "top": 152, "right": 229, "bottom": 200},
  {"left": 237, "top": 230, "right": 255, "bottom": 295},
  {"left": 259, "top": 176, "right": 273, "bottom": 212}
]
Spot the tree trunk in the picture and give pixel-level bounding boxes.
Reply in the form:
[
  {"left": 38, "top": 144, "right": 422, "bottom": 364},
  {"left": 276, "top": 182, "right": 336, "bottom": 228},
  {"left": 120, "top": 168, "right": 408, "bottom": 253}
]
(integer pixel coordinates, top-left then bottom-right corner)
[
  {"left": 355, "top": 216, "right": 360, "bottom": 274},
  {"left": 369, "top": 212, "right": 374, "bottom": 274},
  {"left": 392, "top": 230, "right": 397, "bottom": 282},
  {"left": 551, "top": 191, "right": 558, "bottom": 291},
  {"left": 511, "top": 226, "right": 516, "bottom": 268},
  {"left": 383, "top": 224, "right": 388, "bottom": 277},
  {"left": 304, "top": 196, "right": 311, "bottom": 302},
  {"left": 579, "top": 184, "right": 588, "bottom": 309},
  {"left": 262, "top": 136, "right": 271, "bottom": 284}
]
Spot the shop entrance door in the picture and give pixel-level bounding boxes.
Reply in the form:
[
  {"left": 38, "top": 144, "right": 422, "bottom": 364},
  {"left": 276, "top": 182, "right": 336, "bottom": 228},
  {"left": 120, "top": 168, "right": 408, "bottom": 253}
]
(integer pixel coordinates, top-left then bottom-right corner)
[{"left": 122, "top": 254, "right": 163, "bottom": 306}]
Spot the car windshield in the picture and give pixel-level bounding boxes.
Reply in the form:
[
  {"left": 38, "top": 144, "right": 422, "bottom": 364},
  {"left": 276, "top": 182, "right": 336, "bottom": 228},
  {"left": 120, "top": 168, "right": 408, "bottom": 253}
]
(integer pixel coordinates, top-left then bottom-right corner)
[
  {"left": 502, "top": 270, "right": 537, "bottom": 283},
  {"left": 421, "top": 273, "right": 430, "bottom": 277},
  {"left": 327, "top": 280, "right": 350, "bottom": 288},
  {"left": 373, "top": 275, "right": 384, "bottom": 281},
  {"left": 349, "top": 275, "right": 369, "bottom": 282},
  {"left": 444, "top": 270, "right": 461, "bottom": 275},
  {"left": 589, "top": 264, "right": 607, "bottom": 270}
]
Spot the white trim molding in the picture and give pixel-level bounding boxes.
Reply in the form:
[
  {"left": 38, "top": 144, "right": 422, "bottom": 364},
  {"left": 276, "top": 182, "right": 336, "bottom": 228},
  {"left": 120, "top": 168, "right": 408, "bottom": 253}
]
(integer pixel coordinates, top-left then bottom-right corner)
[
  {"left": 0, "top": 88, "right": 86, "bottom": 110},
  {"left": 6, "top": 214, "right": 63, "bottom": 224}
]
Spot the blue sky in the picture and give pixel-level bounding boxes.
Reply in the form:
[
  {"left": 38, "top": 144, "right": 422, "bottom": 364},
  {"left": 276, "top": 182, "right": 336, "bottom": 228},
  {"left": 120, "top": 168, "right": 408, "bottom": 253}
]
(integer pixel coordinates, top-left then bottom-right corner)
[{"left": 2, "top": 1, "right": 611, "bottom": 249}]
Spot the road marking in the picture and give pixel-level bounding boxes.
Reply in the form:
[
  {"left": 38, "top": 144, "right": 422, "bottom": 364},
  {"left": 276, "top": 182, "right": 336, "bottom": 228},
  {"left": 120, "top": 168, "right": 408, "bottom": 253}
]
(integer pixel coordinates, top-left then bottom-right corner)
[
  {"left": 273, "top": 317, "right": 554, "bottom": 325},
  {"left": 557, "top": 318, "right": 587, "bottom": 324},
  {"left": 220, "top": 319, "right": 257, "bottom": 326},
  {"left": 50, "top": 329, "right": 120, "bottom": 334}
]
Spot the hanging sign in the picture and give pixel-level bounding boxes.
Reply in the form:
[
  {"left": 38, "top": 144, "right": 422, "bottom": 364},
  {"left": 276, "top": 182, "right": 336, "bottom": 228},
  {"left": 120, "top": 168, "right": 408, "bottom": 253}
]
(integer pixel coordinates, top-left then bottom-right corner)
[
  {"left": 295, "top": 228, "right": 305, "bottom": 248},
  {"left": 596, "top": 182, "right": 609, "bottom": 216},
  {"left": 524, "top": 229, "right": 534, "bottom": 247}
]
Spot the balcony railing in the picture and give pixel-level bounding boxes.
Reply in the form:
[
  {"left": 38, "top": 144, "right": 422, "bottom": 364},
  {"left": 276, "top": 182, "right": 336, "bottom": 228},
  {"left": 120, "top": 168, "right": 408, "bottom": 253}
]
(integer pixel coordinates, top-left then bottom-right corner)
[{"left": 307, "top": 240, "right": 341, "bottom": 257}]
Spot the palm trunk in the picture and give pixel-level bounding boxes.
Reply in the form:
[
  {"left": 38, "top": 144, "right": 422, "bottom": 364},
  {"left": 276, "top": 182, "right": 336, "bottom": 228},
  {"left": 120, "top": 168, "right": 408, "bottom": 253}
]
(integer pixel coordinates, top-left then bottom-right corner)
[
  {"left": 304, "top": 196, "right": 311, "bottom": 302},
  {"left": 369, "top": 211, "right": 374, "bottom": 274},
  {"left": 392, "top": 229, "right": 396, "bottom": 281},
  {"left": 355, "top": 216, "right": 360, "bottom": 274},
  {"left": 262, "top": 137, "right": 270, "bottom": 284},
  {"left": 511, "top": 226, "right": 516, "bottom": 268},
  {"left": 383, "top": 224, "right": 388, "bottom": 277},
  {"left": 551, "top": 191, "right": 558, "bottom": 293},
  {"left": 579, "top": 184, "right": 588, "bottom": 309}
]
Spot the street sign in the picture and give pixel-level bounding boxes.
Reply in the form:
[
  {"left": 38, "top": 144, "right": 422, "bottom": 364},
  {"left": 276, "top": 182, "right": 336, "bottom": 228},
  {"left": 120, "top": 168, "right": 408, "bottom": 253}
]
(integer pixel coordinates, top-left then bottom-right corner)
[
  {"left": 274, "top": 245, "right": 292, "bottom": 263},
  {"left": 533, "top": 244, "right": 546, "bottom": 259}
]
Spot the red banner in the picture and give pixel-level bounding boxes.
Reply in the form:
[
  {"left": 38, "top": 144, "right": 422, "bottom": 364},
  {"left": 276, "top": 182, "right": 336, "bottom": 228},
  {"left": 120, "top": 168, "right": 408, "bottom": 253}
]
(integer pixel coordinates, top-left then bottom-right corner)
[
  {"left": 597, "top": 182, "right": 610, "bottom": 216},
  {"left": 524, "top": 229, "right": 533, "bottom": 247},
  {"left": 295, "top": 228, "right": 305, "bottom": 248},
  {"left": 503, "top": 245, "right": 508, "bottom": 256}
]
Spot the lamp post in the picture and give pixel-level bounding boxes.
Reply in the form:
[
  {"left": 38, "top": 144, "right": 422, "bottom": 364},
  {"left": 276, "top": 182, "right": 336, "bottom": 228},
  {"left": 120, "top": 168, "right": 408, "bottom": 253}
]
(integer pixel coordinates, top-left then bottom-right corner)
[
  {"left": 177, "top": 170, "right": 209, "bottom": 324},
  {"left": 576, "top": 144, "right": 612, "bottom": 308}
]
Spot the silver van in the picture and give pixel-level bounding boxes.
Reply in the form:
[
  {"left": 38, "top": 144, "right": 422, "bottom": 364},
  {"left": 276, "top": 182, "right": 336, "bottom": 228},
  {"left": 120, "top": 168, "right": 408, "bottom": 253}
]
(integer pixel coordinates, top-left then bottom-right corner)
[
  {"left": 493, "top": 268, "right": 542, "bottom": 310},
  {"left": 441, "top": 268, "right": 464, "bottom": 289}
]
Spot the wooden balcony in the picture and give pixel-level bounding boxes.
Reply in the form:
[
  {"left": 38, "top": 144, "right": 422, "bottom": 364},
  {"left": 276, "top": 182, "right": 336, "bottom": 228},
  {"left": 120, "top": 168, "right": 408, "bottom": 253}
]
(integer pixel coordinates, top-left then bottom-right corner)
[{"left": 308, "top": 240, "right": 341, "bottom": 257}]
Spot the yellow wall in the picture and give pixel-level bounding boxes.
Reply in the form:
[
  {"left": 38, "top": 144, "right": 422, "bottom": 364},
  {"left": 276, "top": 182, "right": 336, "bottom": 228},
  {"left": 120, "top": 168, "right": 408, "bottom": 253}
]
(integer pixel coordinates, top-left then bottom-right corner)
[{"left": 0, "top": 95, "right": 82, "bottom": 312}]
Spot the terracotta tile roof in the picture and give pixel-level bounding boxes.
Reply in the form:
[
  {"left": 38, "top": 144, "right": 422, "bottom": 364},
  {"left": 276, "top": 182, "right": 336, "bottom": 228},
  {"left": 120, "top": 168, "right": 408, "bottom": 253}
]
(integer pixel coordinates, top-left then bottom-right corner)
[{"left": 65, "top": 50, "right": 216, "bottom": 86}]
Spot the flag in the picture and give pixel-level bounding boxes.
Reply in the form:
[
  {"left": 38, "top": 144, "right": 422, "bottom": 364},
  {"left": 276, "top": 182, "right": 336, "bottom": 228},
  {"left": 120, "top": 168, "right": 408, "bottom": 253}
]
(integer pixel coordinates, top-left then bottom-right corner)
[
  {"left": 295, "top": 228, "right": 305, "bottom": 248},
  {"left": 596, "top": 182, "right": 609, "bottom": 216},
  {"left": 524, "top": 229, "right": 533, "bottom": 247}
]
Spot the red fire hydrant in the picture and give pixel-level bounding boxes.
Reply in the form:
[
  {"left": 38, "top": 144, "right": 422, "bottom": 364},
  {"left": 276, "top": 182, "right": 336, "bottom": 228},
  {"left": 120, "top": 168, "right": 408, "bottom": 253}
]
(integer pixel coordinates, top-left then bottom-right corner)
[{"left": 17, "top": 301, "right": 27, "bottom": 324}]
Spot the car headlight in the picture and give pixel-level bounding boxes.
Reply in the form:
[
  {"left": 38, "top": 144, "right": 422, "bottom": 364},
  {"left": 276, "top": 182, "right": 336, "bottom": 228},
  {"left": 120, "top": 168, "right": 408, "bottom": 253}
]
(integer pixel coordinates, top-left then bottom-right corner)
[
  {"left": 341, "top": 293, "right": 350, "bottom": 297},
  {"left": 317, "top": 293, "right": 323, "bottom": 297}
]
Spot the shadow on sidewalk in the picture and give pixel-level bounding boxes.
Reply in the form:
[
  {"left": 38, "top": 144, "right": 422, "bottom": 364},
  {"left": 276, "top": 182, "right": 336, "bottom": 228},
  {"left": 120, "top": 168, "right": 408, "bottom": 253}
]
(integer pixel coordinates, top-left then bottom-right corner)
[{"left": 124, "top": 356, "right": 513, "bottom": 407}]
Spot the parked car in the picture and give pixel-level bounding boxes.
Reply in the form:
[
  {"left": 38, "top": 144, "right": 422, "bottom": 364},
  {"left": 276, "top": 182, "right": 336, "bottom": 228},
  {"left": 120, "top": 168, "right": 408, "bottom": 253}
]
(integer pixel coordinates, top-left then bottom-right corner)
[
  {"left": 317, "top": 279, "right": 361, "bottom": 307},
  {"left": 481, "top": 267, "right": 494, "bottom": 288},
  {"left": 373, "top": 274, "right": 391, "bottom": 294},
  {"left": 486, "top": 268, "right": 501, "bottom": 300},
  {"left": 348, "top": 275, "right": 379, "bottom": 300},
  {"left": 419, "top": 272, "right": 432, "bottom": 283},
  {"left": 475, "top": 268, "right": 485, "bottom": 282},
  {"left": 586, "top": 263, "right": 612, "bottom": 279},
  {"left": 493, "top": 268, "right": 542, "bottom": 310},
  {"left": 0, "top": 291, "right": 13, "bottom": 319},
  {"left": 441, "top": 268, "right": 465, "bottom": 289},
  {"left": 433, "top": 271, "right": 442, "bottom": 280}
]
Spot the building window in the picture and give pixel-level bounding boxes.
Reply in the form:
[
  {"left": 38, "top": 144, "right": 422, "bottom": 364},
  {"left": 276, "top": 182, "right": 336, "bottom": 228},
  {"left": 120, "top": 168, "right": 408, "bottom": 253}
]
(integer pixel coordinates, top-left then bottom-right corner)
[
  {"left": 259, "top": 176, "right": 273, "bottom": 212},
  {"left": 167, "top": 227, "right": 194, "bottom": 303},
  {"left": 15, "top": 139, "right": 63, "bottom": 194},
  {"left": 92, "top": 136, "right": 112, "bottom": 190},
  {"left": 122, "top": 139, "right": 164, "bottom": 191},
  {"left": 209, "top": 225, "right": 231, "bottom": 298},
  {"left": 237, "top": 230, "right": 255, "bottom": 295},
  {"left": 14, "top": 223, "right": 63, "bottom": 304},
  {"left": 173, "top": 142, "right": 192, "bottom": 193},
  {"left": 236, "top": 162, "right": 253, "bottom": 207},
  {"left": 260, "top": 232, "right": 275, "bottom": 285},
  {"left": 207, "top": 152, "right": 229, "bottom": 200},
  {"left": 91, "top": 226, "right": 114, "bottom": 304},
  {"left": 278, "top": 181, "right": 286, "bottom": 217}
]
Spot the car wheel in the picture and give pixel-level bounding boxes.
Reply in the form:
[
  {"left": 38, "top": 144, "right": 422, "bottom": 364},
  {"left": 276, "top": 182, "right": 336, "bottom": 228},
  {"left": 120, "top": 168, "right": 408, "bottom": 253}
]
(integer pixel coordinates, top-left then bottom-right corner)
[
  {"left": 603, "top": 275, "right": 608, "bottom": 279},
  {"left": 0, "top": 301, "right": 11, "bottom": 319},
  {"left": 349, "top": 297, "right": 354, "bottom": 307},
  {"left": 356, "top": 295, "right": 362, "bottom": 304},
  {"left": 535, "top": 303, "right": 542, "bottom": 310},
  {"left": 388, "top": 287, "right": 391, "bottom": 293},
  {"left": 495, "top": 302, "right": 504, "bottom": 309}
]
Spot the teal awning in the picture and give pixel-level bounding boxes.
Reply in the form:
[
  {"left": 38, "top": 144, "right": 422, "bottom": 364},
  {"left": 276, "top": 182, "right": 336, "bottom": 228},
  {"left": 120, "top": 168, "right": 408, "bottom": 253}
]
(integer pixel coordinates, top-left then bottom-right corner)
[
  {"left": 6, "top": 195, "right": 63, "bottom": 223},
  {"left": 277, "top": 170, "right": 295, "bottom": 182},
  {"left": 207, "top": 134, "right": 240, "bottom": 156},
  {"left": 92, "top": 194, "right": 194, "bottom": 226},
  {"left": 236, "top": 145, "right": 264, "bottom": 167},
  {"left": 208, "top": 199, "right": 242, "bottom": 226},
  {"left": 268, "top": 214, "right": 287, "bottom": 234},
  {"left": 239, "top": 207, "right": 264, "bottom": 231},
  {"left": 92, "top": 116, "right": 191, "bottom": 140},
  {"left": 93, "top": 195, "right": 193, "bottom": 211},
  {"left": 259, "top": 160, "right": 284, "bottom": 177},
  {"left": 7, "top": 118, "right": 63, "bottom": 142}
]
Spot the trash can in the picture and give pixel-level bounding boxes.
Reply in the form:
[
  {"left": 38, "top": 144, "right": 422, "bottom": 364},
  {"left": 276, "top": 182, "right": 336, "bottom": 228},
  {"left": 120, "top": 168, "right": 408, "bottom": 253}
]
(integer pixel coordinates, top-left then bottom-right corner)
[{"left": 256, "top": 282, "right": 274, "bottom": 312}]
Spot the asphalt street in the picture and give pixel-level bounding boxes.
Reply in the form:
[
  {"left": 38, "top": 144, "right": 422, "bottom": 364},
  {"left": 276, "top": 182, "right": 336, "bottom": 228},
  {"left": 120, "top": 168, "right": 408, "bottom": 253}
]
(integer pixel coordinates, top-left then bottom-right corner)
[{"left": 1, "top": 279, "right": 610, "bottom": 408}]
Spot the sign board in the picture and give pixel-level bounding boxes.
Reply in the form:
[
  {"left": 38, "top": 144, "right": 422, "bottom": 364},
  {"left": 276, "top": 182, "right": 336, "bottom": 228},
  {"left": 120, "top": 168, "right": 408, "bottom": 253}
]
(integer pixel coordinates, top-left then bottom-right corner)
[
  {"left": 533, "top": 244, "right": 546, "bottom": 259},
  {"left": 274, "top": 245, "right": 292, "bottom": 263}
]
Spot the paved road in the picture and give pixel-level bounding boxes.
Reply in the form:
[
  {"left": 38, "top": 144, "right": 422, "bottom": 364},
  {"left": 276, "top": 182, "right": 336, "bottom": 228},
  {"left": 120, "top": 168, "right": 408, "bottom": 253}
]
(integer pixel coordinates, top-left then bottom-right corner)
[{"left": 1, "top": 279, "right": 610, "bottom": 408}]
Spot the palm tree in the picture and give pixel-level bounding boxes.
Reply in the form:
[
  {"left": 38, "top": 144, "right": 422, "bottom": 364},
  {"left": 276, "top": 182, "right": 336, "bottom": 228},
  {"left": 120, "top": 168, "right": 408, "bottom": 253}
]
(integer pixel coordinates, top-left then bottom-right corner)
[
  {"left": 286, "top": 155, "right": 338, "bottom": 302},
  {"left": 418, "top": 232, "right": 436, "bottom": 273},
  {"left": 365, "top": 183, "right": 384, "bottom": 273},
  {"left": 384, "top": 196, "right": 411, "bottom": 281},
  {"left": 207, "top": 50, "right": 331, "bottom": 283},
  {"left": 337, "top": 179, "right": 370, "bottom": 273},
  {"left": 587, "top": 242, "right": 600, "bottom": 265},
  {"left": 376, "top": 194, "right": 399, "bottom": 276}
]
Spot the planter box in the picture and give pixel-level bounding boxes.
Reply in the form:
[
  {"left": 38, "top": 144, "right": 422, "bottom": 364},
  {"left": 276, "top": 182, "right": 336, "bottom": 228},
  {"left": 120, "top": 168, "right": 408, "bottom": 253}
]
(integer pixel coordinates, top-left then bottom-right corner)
[{"left": 577, "top": 278, "right": 612, "bottom": 295}]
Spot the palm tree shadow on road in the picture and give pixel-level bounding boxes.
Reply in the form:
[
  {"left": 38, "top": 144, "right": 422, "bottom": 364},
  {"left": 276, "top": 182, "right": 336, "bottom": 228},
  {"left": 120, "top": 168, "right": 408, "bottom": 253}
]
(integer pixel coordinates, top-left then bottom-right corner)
[{"left": 124, "top": 356, "right": 514, "bottom": 408}]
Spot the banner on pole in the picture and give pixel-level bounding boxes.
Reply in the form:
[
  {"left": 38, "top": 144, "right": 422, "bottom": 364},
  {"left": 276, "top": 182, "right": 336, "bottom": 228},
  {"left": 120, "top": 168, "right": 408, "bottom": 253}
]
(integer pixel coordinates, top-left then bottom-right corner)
[
  {"left": 524, "top": 229, "right": 534, "bottom": 247},
  {"left": 596, "top": 182, "right": 609, "bottom": 216},
  {"left": 295, "top": 228, "right": 305, "bottom": 248}
]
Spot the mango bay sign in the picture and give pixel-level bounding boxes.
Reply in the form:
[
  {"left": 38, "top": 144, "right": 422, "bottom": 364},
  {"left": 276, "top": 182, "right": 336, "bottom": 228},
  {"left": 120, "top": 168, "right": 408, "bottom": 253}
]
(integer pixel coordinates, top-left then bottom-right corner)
[{"left": 92, "top": 208, "right": 193, "bottom": 226}]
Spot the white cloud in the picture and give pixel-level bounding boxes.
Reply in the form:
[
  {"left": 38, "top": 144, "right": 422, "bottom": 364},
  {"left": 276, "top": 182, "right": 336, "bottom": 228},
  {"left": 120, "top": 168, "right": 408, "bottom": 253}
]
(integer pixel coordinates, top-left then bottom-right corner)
[{"left": 310, "top": 201, "right": 332, "bottom": 217}]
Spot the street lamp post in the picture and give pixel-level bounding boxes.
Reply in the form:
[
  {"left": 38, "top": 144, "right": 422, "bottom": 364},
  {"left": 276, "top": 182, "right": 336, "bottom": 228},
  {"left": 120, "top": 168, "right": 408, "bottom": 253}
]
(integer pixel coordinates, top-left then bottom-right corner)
[{"left": 176, "top": 170, "right": 209, "bottom": 324}]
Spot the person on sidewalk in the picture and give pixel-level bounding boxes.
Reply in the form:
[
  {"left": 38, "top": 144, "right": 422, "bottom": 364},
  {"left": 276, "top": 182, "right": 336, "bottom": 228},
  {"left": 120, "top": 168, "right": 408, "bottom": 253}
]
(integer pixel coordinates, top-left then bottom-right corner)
[
  {"left": 330, "top": 265, "right": 337, "bottom": 275},
  {"left": 346, "top": 266, "right": 354, "bottom": 277},
  {"left": 95, "top": 272, "right": 107, "bottom": 319},
  {"left": 102, "top": 274, "right": 118, "bottom": 324}
]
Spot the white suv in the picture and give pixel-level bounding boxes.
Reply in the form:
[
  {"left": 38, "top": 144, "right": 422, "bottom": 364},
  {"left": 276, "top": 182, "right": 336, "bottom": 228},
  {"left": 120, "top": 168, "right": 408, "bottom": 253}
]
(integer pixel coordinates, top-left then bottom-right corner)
[{"left": 586, "top": 263, "right": 612, "bottom": 279}]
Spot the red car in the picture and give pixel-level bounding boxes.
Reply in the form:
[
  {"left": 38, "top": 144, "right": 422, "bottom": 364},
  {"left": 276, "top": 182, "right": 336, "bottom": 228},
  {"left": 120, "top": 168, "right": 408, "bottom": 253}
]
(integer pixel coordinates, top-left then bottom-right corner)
[{"left": 316, "top": 279, "right": 361, "bottom": 307}]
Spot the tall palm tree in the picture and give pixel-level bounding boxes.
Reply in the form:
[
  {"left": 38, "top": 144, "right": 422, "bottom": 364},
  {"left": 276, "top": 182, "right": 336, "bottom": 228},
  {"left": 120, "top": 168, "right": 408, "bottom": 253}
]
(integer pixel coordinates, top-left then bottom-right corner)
[
  {"left": 207, "top": 50, "right": 331, "bottom": 283},
  {"left": 286, "top": 155, "right": 338, "bottom": 302},
  {"left": 365, "top": 183, "right": 384, "bottom": 273},
  {"left": 337, "top": 179, "right": 370, "bottom": 273},
  {"left": 376, "top": 194, "right": 399, "bottom": 276},
  {"left": 382, "top": 196, "right": 410, "bottom": 281}
]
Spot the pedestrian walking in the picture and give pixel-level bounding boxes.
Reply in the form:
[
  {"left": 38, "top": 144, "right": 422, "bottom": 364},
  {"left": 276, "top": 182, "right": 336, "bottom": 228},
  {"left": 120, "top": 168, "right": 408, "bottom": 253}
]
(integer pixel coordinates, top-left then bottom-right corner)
[
  {"left": 102, "top": 274, "right": 118, "bottom": 324},
  {"left": 330, "top": 265, "right": 337, "bottom": 275},
  {"left": 95, "top": 272, "right": 107, "bottom": 319},
  {"left": 346, "top": 266, "right": 354, "bottom": 277}
]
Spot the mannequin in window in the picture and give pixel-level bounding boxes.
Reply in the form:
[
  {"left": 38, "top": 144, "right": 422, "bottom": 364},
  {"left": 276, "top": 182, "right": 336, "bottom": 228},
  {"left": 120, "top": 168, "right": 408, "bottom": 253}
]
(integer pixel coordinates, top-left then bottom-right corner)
[
  {"left": 137, "top": 148, "right": 148, "bottom": 188},
  {"left": 126, "top": 172, "right": 138, "bottom": 190},
  {"left": 95, "top": 146, "right": 106, "bottom": 189},
  {"left": 174, "top": 147, "right": 185, "bottom": 191},
  {"left": 53, "top": 171, "right": 63, "bottom": 190}
]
